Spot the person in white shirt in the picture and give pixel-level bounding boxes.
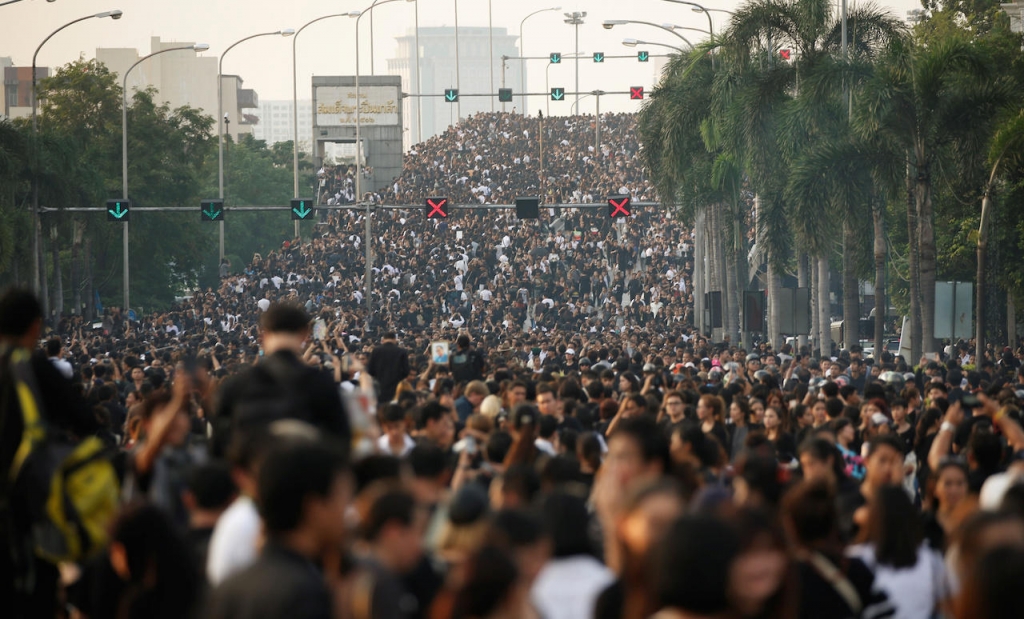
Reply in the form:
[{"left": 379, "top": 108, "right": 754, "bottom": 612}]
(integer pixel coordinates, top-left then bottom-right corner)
[
  {"left": 532, "top": 493, "right": 616, "bottom": 619},
  {"left": 845, "top": 486, "right": 946, "bottom": 619},
  {"left": 377, "top": 404, "right": 415, "bottom": 457},
  {"left": 45, "top": 338, "right": 73, "bottom": 379},
  {"left": 206, "top": 439, "right": 262, "bottom": 585}
]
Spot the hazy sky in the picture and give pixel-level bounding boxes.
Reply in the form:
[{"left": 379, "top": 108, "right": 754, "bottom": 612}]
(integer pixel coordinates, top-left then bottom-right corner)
[{"left": 2, "top": 0, "right": 922, "bottom": 116}]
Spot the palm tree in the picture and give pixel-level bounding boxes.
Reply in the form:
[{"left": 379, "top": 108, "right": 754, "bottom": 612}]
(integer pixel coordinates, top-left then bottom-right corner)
[
  {"left": 858, "top": 36, "right": 1012, "bottom": 362},
  {"left": 717, "top": 0, "right": 903, "bottom": 355},
  {"left": 975, "top": 110, "right": 1024, "bottom": 361},
  {"left": 639, "top": 51, "right": 746, "bottom": 343}
]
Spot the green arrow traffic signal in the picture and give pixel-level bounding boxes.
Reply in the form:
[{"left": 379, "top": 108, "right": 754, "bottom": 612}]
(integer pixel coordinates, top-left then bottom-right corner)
[
  {"left": 593, "top": 52, "right": 605, "bottom": 63},
  {"left": 637, "top": 51, "right": 649, "bottom": 62},
  {"left": 445, "top": 88, "right": 459, "bottom": 102},
  {"left": 498, "top": 88, "right": 513, "bottom": 103},
  {"left": 106, "top": 199, "right": 130, "bottom": 222},
  {"left": 201, "top": 199, "right": 224, "bottom": 222},
  {"left": 550, "top": 88, "right": 565, "bottom": 101},
  {"left": 549, "top": 52, "right": 561, "bottom": 64},
  {"left": 291, "top": 198, "right": 314, "bottom": 220}
]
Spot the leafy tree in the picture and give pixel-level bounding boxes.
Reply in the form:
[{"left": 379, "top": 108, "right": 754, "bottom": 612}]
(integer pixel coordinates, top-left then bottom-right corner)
[{"left": 858, "top": 34, "right": 1014, "bottom": 360}]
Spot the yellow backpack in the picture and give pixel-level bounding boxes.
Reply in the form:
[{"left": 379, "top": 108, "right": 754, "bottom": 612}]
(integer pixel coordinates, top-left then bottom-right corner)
[{"left": 3, "top": 347, "right": 120, "bottom": 563}]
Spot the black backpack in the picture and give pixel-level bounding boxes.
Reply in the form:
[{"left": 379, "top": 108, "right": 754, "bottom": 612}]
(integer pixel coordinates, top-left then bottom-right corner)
[{"left": 216, "top": 355, "right": 312, "bottom": 452}]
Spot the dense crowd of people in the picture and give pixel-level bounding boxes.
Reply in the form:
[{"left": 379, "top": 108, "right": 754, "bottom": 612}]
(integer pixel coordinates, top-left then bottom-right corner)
[
  {"left": 318, "top": 112, "right": 654, "bottom": 207},
  {"left": 5, "top": 108, "right": 1024, "bottom": 619},
  {"left": 6, "top": 281, "right": 1024, "bottom": 619}
]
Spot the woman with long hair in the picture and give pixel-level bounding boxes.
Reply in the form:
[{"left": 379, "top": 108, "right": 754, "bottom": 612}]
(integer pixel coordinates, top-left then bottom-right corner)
[
  {"left": 727, "top": 397, "right": 755, "bottom": 462},
  {"left": 73, "top": 502, "right": 202, "bottom": 619},
  {"left": 697, "top": 394, "right": 729, "bottom": 451},
  {"left": 846, "top": 486, "right": 947, "bottom": 619},
  {"left": 781, "top": 481, "right": 894, "bottom": 619},
  {"left": 763, "top": 406, "right": 796, "bottom": 464},
  {"left": 921, "top": 460, "right": 973, "bottom": 552},
  {"left": 504, "top": 403, "right": 542, "bottom": 469}
]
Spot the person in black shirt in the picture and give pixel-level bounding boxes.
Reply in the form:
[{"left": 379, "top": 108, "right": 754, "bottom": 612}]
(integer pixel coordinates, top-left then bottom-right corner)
[
  {"left": 368, "top": 332, "right": 411, "bottom": 403},
  {"left": 212, "top": 304, "right": 350, "bottom": 457},
  {"left": 206, "top": 437, "right": 351, "bottom": 619},
  {"left": 183, "top": 461, "right": 237, "bottom": 576},
  {"left": 351, "top": 487, "right": 429, "bottom": 619},
  {"left": 450, "top": 334, "right": 486, "bottom": 384}
]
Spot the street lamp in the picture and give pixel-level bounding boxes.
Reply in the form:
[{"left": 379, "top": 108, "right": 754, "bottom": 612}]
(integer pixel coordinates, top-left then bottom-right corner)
[
  {"left": 545, "top": 52, "right": 586, "bottom": 116},
  {"left": 293, "top": 13, "right": 360, "bottom": 240},
  {"left": 356, "top": 0, "right": 416, "bottom": 319},
  {"left": 454, "top": 0, "right": 461, "bottom": 121},
  {"left": 519, "top": 6, "right": 561, "bottom": 113},
  {"left": 31, "top": 9, "right": 123, "bottom": 301},
  {"left": 121, "top": 43, "right": 207, "bottom": 312},
  {"left": 663, "top": 0, "right": 719, "bottom": 35},
  {"left": 622, "top": 38, "right": 688, "bottom": 53},
  {"left": 602, "top": 19, "right": 694, "bottom": 46},
  {"left": 218, "top": 29, "right": 294, "bottom": 261},
  {"left": 563, "top": 11, "right": 586, "bottom": 109},
  {"left": 0, "top": 0, "right": 56, "bottom": 6}
]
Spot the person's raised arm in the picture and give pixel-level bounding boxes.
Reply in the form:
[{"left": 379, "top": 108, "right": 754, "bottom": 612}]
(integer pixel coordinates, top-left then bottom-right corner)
[
  {"left": 980, "top": 395, "right": 1024, "bottom": 452},
  {"left": 134, "top": 376, "right": 191, "bottom": 477},
  {"left": 929, "top": 401, "right": 963, "bottom": 472}
]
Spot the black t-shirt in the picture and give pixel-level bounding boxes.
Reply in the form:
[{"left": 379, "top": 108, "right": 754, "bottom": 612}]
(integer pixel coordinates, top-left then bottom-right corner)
[{"left": 796, "top": 554, "right": 894, "bottom": 619}]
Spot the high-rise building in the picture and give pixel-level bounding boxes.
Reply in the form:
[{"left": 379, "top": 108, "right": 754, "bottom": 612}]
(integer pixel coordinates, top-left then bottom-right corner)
[
  {"left": 387, "top": 26, "right": 521, "bottom": 149},
  {"left": 96, "top": 37, "right": 258, "bottom": 142},
  {"left": 1001, "top": 3, "right": 1024, "bottom": 32},
  {"left": 251, "top": 100, "right": 314, "bottom": 151},
  {"left": 2, "top": 58, "right": 48, "bottom": 120}
]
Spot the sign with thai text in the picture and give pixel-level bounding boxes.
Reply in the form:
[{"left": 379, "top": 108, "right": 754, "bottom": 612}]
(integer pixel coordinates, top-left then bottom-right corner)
[{"left": 314, "top": 86, "right": 400, "bottom": 127}]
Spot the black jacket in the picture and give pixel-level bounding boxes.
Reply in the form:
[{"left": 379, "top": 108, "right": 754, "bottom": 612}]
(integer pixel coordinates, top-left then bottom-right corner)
[
  {"left": 367, "top": 342, "right": 410, "bottom": 402},
  {"left": 212, "top": 350, "right": 350, "bottom": 456},
  {"left": 205, "top": 543, "right": 332, "bottom": 619}
]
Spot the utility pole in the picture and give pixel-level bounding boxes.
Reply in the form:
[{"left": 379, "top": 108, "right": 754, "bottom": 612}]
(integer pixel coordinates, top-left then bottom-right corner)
[{"left": 563, "top": 11, "right": 586, "bottom": 110}]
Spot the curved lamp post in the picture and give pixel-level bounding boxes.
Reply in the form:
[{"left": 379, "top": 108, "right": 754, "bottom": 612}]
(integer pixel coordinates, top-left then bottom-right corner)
[
  {"left": 519, "top": 7, "right": 561, "bottom": 113},
  {"left": 292, "top": 13, "right": 360, "bottom": 238},
  {"left": 217, "top": 29, "right": 294, "bottom": 260},
  {"left": 121, "top": 43, "right": 208, "bottom": 311},
  {"left": 31, "top": 9, "right": 123, "bottom": 301}
]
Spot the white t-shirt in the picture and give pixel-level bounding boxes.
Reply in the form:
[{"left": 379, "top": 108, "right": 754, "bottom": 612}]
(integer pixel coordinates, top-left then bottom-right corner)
[
  {"left": 377, "top": 434, "right": 416, "bottom": 457},
  {"left": 845, "top": 543, "right": 947, "bottom": 619},
  {"left": 257, "top": 298, "right": 271, "bottom": 312},
  {"left": 206, "top": 496, "right": 261, "bottom": 585},
  {"left": 532, "top": 555, "right": 616, "bottom": 619}
]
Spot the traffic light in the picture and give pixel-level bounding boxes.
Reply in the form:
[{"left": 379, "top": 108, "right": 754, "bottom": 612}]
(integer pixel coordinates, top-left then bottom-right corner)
[
  {"left": 200, "top": 199, "right": 224, "bottom": 222},
  {"left": 515, "top": 197, "right": 540, "bottom": 219},
  {"left": 607, "top": 195, "right": 632, "bottom": 218},
  {"left": 550, "top": 87, "right": 565, "bottom": 101},
  {"left": 445, "top": 88, "right": 459, "bottom": 102},
  {"left": 637, "top": 50, "right": 649, "bottom": 62},
  {"left": 498, "top": 88, "right": 513, "bottom": 103},
  {"left": 426, "top": 196, "right": 448, "bottom": 219},
  {"left": 549, "top": 52, "right": 561, "bottom": 64},
  {"left": 780, "top": 49, "right": 791, "bottom": 60},
  {"left": 630, "top": 86, "right": 644, "bottom": 100},
  {"left": 593, "top": 52, "right": 605, "bottom": 63},
  {"left": 106, "top": 199, "right": 130, "bottom": 222},
  {"left": 291, "top": 198, "right": 314, "bottom": 220}
]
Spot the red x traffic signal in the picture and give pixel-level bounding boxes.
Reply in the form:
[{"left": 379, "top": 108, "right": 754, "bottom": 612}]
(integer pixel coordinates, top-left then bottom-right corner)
[
  {"left": 608, "top": 195, "right": 632, "bottom": 218},
  {"left": 426, "top": 197, "right": 449, "bottom": 218},
  {"left": 630, "top": 86, "right": 644, "bottom": 100},
  {"left": 780, "top": 49, "right": 791, "bottom": 60}
]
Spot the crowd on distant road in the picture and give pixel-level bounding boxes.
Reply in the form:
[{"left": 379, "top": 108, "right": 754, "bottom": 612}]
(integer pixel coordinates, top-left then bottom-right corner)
[{"left": 318, "top": 111, "right": 655, "bottom": 207}]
